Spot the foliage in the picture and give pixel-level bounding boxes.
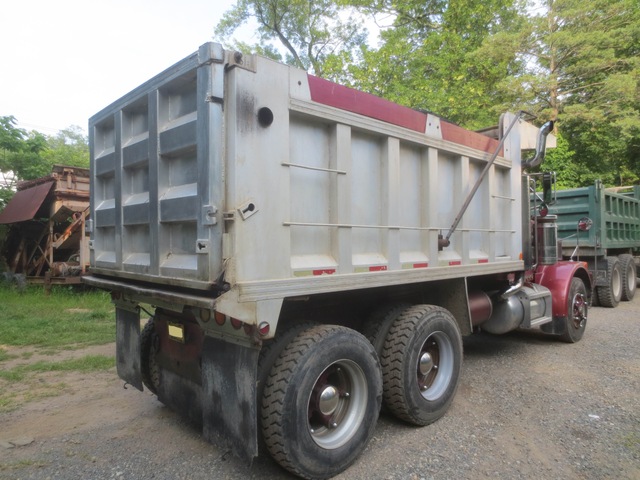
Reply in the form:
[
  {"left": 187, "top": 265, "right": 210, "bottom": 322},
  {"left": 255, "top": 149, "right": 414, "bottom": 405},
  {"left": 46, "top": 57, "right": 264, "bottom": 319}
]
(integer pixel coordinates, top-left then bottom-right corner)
[
  {"left": 41, "top": 126, "right": 90, "bottom": 169},
  {"left": 0, "top": 116, "right": 89, "bottom": 208},
  {"left": 536, "top": 133, "right": 600, "bottom": 188},
  {"left": 342, "top": 0, "right": 525, "bottom": 128},
  {"left": 495, "top": 0, "right": 640, "bottom": 186},
  {"left": 213, "top": 0, "right": 368, "bottom": 77},
  {"left": 0, "top": 116, "right": 49, "bottom": 205}
]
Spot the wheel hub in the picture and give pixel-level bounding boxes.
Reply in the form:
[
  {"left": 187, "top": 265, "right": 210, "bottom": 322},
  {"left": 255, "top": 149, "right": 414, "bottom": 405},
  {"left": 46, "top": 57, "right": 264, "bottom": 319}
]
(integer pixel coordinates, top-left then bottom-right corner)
[
  {"left": 307, "top": 360, "right": 368, "bottom": 450},
  {"left": 572, "top": 293, "right": 587, "bottom": 328},
  {"left": 319, "top": 385, "right": 340, "bottom": 415},
  {"left": 419, "top": 352, "right": 434, "bottom": 375}
]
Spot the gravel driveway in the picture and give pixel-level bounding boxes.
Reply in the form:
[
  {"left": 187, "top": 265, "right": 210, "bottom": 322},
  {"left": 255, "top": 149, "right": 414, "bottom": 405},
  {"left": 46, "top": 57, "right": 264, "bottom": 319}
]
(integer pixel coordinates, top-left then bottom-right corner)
[{"left": 1, "top": 297, "right": 639, "bottom": 479}]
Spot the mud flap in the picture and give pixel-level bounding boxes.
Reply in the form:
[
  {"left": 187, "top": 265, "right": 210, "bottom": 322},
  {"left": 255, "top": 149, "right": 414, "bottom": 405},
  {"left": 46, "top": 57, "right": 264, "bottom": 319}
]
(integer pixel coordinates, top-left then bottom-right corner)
[
  {"left": 115, "top": 307, "right": 143, "bottom": 391},
  {"left": 201, "top": 335, "right": 259, "bottom": 463}
]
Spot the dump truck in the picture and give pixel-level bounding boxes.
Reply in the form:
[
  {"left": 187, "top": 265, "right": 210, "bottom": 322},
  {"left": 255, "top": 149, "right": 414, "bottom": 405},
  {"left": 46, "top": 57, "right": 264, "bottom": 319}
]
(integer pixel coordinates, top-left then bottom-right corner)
[
  {"left": 83, "top": 43, "right": 591, "bottom": 479},
  {"left": 546, "top": 181, "right": 640, "bottom": 307}
]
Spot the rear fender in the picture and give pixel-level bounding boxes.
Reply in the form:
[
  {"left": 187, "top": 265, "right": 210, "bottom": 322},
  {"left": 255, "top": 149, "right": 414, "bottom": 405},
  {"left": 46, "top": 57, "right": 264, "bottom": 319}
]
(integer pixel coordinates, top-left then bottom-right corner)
[{"left": 534, "top": 261, "right": 591, "bottom": 318}]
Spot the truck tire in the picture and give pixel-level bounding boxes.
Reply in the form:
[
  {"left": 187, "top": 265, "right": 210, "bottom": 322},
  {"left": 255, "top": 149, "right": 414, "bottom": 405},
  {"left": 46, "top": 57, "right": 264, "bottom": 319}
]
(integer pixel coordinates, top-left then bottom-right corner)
[
  {"left": 256, "top": 321, "right": 316, "bottom": 452},
  {"left": 380, "top": 305, "right": 462, "bottom": 426},
  {"left": 598, "top": 257, "right": 622, "bottom": 308},
  {"left": 140, "top": 317, "right": 160, "bottom": 394},
  {"left": 361, "top": 302, "right": 411, "bottom": 358},
  {"left": 261, "top": 325, "right": 382, "bottom": 480},
  {"left": 559, "top": 277, "right": 588, "bottom": 343},
  {"left": 619, "top": 254, "right": 637, "bottom": 301}
]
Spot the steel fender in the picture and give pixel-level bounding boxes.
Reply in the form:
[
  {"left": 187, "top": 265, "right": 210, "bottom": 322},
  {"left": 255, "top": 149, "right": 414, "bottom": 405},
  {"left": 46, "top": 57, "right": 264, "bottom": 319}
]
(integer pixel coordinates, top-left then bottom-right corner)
[{"left": 535, "top": 262, "right": 591, "bottom": 319}]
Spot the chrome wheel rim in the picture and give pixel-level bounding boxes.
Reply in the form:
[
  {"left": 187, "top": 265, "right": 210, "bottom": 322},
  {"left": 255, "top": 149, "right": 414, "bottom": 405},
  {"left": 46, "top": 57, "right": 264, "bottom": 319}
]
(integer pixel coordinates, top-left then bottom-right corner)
[
  {"left": 571, "top": 292, "right": 588, "bottom": 329},
  {"left": 307, "top": 359, "right": 368, "bottom": 449},
  {"left": 416, "top": 331, "right": 454, "bottom": 401}
]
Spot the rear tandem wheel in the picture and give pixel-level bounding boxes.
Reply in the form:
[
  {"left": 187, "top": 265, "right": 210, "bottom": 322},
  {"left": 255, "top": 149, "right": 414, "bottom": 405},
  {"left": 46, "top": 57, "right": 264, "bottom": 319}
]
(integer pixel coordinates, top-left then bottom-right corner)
[
  {"left": 261, "top": 325, "right": 382, "bottom": 480},
  {"left": 380, "top": 305, "right": 463, "bottom": 426}
]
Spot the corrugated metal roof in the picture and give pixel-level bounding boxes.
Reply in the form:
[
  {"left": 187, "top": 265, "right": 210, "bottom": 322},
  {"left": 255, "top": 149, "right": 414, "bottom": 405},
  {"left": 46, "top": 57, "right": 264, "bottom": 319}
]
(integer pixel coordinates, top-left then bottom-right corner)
[{"left": 0, "top": 181, "right": 55, "bottom": 224}]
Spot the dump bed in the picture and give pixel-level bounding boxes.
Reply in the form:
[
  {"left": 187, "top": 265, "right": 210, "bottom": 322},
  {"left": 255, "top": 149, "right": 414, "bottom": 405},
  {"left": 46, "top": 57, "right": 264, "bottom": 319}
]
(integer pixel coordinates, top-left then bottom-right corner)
[
  {"left": 88, "top": 43, "right": 527, "bottom": 301},
  {"left": 550, "top": 181, "right": 640, "bottom": 255}
]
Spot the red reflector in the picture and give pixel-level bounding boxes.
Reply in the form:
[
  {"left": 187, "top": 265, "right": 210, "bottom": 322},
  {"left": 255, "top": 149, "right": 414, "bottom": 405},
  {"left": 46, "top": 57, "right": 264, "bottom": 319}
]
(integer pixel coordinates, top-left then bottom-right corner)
[
  {"left": 313, "top": 269, "right": 336, "bottom": 276},
  {"left": 449, "top": 261, "right": 462, "bottom": 266},
  {"left": 243, "top": 324, "right": 254, "bottom": 335},
  {"left": 258, "top": 322, "right": 270, "bottom": 336},
  {"left": 369, "top": 265, "right": 387, "bottom": 272},
  {"left": 230, "top": 318, "right": 243, "bottom": 330}
]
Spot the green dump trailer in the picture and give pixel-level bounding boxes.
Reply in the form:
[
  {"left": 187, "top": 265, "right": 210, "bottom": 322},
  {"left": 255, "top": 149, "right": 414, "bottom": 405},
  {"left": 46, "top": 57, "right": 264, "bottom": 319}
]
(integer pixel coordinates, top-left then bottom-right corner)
[{"left": 549, "top": 180, "right": 640, "bottom": 307}]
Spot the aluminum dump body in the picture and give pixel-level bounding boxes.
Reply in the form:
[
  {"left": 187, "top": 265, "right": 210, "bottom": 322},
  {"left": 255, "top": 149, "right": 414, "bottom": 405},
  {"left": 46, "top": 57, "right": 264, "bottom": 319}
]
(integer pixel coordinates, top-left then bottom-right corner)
[
  {"left": 549, "top": 181, "right": 640, "bottom": 255},
  {"left": 88, "top": 43, "right": 527, "bottom": 311}
]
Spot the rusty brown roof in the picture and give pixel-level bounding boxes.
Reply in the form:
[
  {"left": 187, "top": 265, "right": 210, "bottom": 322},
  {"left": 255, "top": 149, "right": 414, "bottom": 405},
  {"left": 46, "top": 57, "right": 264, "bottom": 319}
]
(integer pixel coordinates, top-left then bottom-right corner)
[{"left": 0, "top": 181, "right": 54, "bottom": 224}]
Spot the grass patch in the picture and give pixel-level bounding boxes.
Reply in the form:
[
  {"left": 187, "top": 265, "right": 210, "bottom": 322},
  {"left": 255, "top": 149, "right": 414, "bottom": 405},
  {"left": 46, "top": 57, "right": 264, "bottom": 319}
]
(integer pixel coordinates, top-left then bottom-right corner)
[
  {"left": 0, "top": 355, "right": 115, "bottom": 382},
  {"left": 0, "top": 348, "right": 15, "bottom": 362},
  {"left": 0, "top": 285, "right": 115, "bottom": 348},
  {"left": 0, "top": 285, "right": 117, "bottom": 411}
]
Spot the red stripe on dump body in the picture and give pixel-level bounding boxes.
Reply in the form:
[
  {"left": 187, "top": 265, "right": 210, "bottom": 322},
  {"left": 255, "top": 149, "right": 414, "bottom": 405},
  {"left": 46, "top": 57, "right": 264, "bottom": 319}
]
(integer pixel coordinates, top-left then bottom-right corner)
[
  {"left": 306, "top": 75, "right": 501, "bottom": 155},
  {"left": 307, "top": 75, "right": 427, "bottom": 132}
]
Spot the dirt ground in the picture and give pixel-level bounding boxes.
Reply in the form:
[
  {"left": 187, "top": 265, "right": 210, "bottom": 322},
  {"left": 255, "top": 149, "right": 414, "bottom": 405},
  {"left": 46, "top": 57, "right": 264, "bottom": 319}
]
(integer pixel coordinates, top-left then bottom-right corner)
[{"left": 1, "top": 298, "right": 639, "bottom": 480}]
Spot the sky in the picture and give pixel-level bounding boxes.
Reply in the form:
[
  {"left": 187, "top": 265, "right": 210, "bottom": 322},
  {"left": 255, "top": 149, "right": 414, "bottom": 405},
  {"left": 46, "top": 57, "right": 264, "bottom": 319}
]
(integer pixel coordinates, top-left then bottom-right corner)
[{"left": 0, "top": 0, "right": 242, "bottom": 135}]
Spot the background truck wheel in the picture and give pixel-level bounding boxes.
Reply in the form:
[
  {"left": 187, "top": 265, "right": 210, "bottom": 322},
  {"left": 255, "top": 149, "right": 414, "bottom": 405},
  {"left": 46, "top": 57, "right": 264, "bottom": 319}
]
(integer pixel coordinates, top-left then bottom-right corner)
[
  {"left": 380, "top": 305, "right": 462, "bottom": 426},
  {"left": 559, "top": 277, "right": 588, "bottom": 343},
  {"left": 140, "top": 317, "right": 160, "bottom": 394},
  {"left": 618, "top": 254, "right": 637, "bottom": 301},
  {"left": 261, "top": 325, "right": 382, "bottom": 480},
  {"left": 597, "top": 257, "right": 622, "bottom": 308}
]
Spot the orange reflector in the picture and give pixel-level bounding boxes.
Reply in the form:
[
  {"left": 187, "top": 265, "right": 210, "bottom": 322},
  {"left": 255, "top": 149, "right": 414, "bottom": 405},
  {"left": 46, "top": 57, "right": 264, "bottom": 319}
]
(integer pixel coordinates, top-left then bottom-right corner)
[{"left": 214, "top": 311, "right": 226, "bottom": 326}]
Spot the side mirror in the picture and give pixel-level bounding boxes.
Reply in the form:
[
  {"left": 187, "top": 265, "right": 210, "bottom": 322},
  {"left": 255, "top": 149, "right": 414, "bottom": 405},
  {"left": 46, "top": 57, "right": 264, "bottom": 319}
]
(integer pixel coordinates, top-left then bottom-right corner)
[{"left": 542, "top": 172, "right": 554, "bottom": 205}]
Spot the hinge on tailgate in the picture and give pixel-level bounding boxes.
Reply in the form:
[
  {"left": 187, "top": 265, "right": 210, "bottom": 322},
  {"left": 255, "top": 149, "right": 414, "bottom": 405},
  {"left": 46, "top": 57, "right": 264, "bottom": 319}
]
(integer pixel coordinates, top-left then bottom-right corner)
[{"left": 224, "top": 50, "right": 257, "bottom": 73}]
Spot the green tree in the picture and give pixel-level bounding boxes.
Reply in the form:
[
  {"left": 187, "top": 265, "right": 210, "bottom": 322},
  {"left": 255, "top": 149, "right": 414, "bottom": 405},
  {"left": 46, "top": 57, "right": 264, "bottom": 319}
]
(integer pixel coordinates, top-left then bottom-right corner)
[
  {"left": 345, "top": 0, "right": 523, "bottom": 128},
  {"left": 0, "top": 116, "right": 89, "bottom": 209},
  {"left": 214, "top": 0, "right": 368, "bottom": 77},
  {"left": 41, "top": 126, "right": 89, "bottom": 169},
  {"left": 497, "top": 0, "right": 640, "bottom": 185},
  {"left": 0, "top": 116, "right": 49, "bottom": 207}
]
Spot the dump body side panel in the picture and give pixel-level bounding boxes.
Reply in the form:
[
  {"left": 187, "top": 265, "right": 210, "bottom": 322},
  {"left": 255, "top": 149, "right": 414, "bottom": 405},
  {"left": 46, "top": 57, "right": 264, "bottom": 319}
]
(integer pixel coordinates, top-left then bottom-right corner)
[
  {"left": 220, "top": 57, "right": 526, "bottom": 304},
  {"left": 551, "top": 181, "right": 640, "bottom": 255}
]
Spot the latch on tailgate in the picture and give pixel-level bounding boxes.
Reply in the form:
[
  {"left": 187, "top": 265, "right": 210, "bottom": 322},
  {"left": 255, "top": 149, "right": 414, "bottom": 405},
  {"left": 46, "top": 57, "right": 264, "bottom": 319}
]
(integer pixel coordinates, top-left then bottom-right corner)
[{"left": 202, "top": 205, "right": 218, "bottom": 226}]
